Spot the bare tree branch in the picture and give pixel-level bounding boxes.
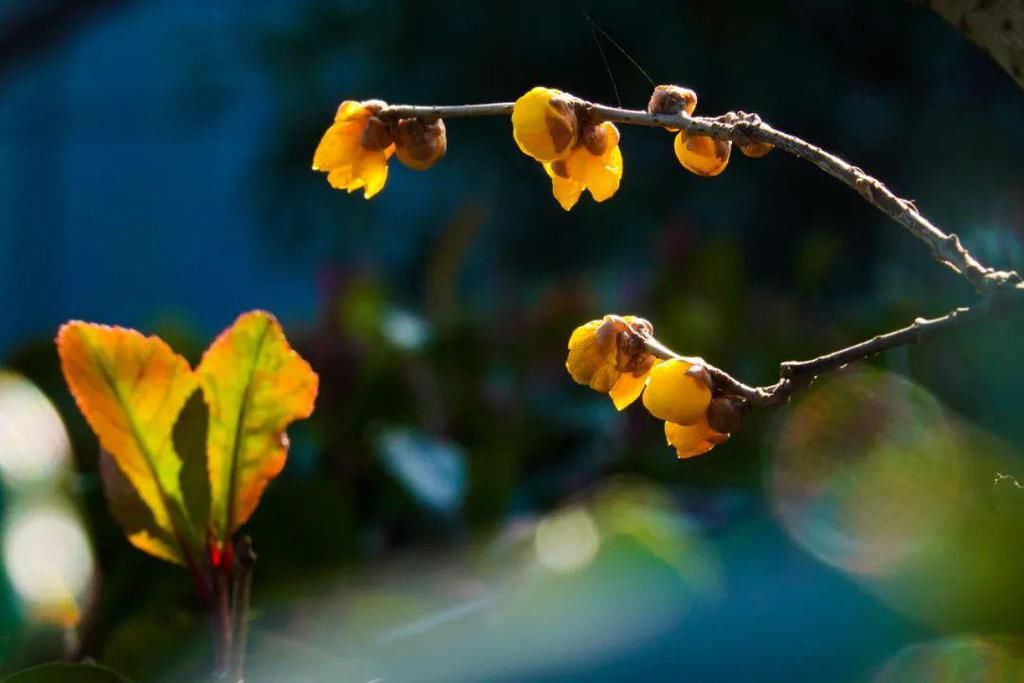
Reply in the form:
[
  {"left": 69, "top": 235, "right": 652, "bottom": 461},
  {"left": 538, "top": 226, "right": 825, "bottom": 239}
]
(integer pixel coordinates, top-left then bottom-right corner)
[
  {"left": 647, "top": 304, "right": 991, "bottom": 408},
  {"left": 378, "top": 93, "right": 1024, "bottom": 408},
  {"left": 381, "top": 100, "right": 1019, "bottom": 294}
]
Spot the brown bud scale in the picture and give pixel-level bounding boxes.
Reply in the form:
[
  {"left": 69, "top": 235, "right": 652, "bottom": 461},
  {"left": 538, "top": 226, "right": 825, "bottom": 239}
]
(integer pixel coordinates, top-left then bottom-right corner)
[
  {"left": 647, "top": 85, "right": 698, "bottom": 117},
  {"left": 706, "top": 396, "right": 744, "bottom": 434},
  {"left": 580, "top": 123, "right": 609, "bottom": 156},
  {"left": 395, "top": 117, "right": 447, "bottom": 170},
  {"left": 544, "top": 97, "right": 578, "bottom": 155},
  {"left": 360, "top": 116, "right": 395, "bottom": 151}
]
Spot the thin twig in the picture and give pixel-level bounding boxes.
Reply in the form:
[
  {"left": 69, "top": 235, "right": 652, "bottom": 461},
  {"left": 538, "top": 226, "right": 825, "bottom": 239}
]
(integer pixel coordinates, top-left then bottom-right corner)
[
  {"left": 646, "top": 303, "right": 1003, "bottom": 408},
  {"left": 380, "top": 98, "right": 1020, "bottom": 294}
]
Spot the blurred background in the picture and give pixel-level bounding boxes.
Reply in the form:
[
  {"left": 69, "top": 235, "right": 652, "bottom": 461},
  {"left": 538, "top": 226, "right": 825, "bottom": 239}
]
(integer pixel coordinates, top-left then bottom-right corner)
[{"left": 2, "top": 0, "right": 1024, "bottom": 680}]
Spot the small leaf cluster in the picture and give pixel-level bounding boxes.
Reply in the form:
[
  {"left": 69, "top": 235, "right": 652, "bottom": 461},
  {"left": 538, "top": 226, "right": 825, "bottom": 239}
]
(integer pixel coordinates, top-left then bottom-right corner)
[{"left": 56, "top": 311, "right": 318, "bottom": 579}]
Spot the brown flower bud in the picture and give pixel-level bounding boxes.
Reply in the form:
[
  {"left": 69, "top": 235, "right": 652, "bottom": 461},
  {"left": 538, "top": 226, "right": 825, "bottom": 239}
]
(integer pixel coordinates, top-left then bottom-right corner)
[
  {"left": 606, "top": 315, "right": 654, "bottom": 373},
  {"left": 361, "top": 99, "right": 387, "bottom": 115},
  {"left": 706, "top": 396, "right": 744, "bottom": 434},
  {"left": 647, "top": 85, "right": 698, "bottom": 118},
  {"left": 580, "top": 122, "right": 610, "bottom": 156},
  {"left": 395, "top": 118, "right": 447, "bottom": 171},
  {"left": 739, "top": 141, "right": 773, "bottom": 158},
  {"left": 360, "top": 116, "right": 394, "bottom": 151},
  {"left": 684, "top": 363, "right": 713, "bottom": 389}
]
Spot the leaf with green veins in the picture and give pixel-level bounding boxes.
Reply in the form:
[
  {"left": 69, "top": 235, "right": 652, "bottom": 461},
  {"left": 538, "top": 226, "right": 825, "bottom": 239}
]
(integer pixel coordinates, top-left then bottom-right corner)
[
  {"left": 57, "top": 323, "right": 200, "bottom": 564},
  {"left": 197, "top": 310, "right": 318, "bottom": 542},
  {"left": 99, "top": 450, "right": 181, "bottom": 564}
]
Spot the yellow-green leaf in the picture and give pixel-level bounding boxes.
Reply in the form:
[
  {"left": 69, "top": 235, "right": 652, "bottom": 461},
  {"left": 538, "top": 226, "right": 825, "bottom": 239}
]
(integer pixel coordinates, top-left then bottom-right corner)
[
  {"left": 57, "top": 323, "right": 198, "bottom": 564},
  {"left": 197, "top": 311, "right": 318, "bottom": 541},
  {"left": 99, "top": 451, "right": 181, "bottom": 565}
]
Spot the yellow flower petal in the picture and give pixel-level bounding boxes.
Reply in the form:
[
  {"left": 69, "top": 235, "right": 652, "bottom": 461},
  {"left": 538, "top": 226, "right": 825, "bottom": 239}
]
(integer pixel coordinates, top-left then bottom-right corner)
[
  {"left": 335, "top": 100, "right": 372, "bottom": 123},
  {"left": 312, "top": 120, "right": 362, "bottom": 171},
  {"left": 583, "top": 145, "right": 622, "bottom": 202},
  {"left": 352, "top": 147, "right": 392, "bottom": 199},
  {"left": 331, "top": 167, "right": 360, "bottom": 192},
  {"left": 551, "top": 173, "right": 584, "bottom": 211},
  {"left": 566, "top": 324, "right": 618, "bottom": 391},
  {"left": 609, "top": 371, "right": 647, "bottom": 410},
  {"left": 665, "top": 417, "right": 728, "bottom": 459},
  {"left": 589, "top": 363, "right": 621, "bottom": 395},
  {"left": 556, "top": 123, "right": 623, "bottom": 208},
  {"left": 568, "top": 320, "right": 603, "bottom": 350}
]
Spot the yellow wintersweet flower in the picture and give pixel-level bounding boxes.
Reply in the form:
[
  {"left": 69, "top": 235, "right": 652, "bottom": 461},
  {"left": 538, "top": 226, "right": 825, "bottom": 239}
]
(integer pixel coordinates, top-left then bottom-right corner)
[
  {"left": 665, "top": 416, "right": 729, "bottom": 459},
  {"left": 543, "top": 122, "right": 623, "bottom": 211},
  {"left": 512, "top": 87, "right": 579, "bottom": 162},
  {"left": 566, "top": 315, "right": 656, "bottom": 410},
  {"left": 312, "top": 100, "right": 396, "bottom": 199},
  {"left": 642, "top": 358, "right": 712, "bottom": 426}
]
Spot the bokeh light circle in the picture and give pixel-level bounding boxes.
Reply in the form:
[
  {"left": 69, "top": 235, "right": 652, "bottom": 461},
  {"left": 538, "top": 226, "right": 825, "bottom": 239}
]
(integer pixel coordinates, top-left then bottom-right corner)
[
  {"left": 873, "top": 636, "right": 1024, "bottom": 682},
  {"left": 769, "top": 367, "right": 960, "bottom": 576},
  {"left": 0, "top": 372, "right": 71, "bottom": 486},
  {"left": 3, "top": 501, "right": 95, "bottom": 626},
  {"left": 535, "top": 505, "right": 601, "bottom": 573}
]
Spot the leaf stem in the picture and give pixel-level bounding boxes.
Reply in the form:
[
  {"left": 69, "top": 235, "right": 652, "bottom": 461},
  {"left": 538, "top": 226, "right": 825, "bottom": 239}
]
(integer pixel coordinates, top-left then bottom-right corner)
[{"left": 229, "top": 537, "right": 255, "bottom": 683}]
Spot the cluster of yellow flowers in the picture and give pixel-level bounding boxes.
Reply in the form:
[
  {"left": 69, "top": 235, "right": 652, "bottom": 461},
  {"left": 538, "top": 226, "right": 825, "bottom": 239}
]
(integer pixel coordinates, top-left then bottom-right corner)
[
  {"left": 312, "top": 88, "right": 759, "bottom": 459},
  {"left": 312, "top": 100, "right": 447, "bottom": 198},
  {"left": 565, "top": 315, "right": 743, "bottom": 459},
  {"left": 512, "top": 87, "right": 624, "bottom": 210},
  {"left": 312, "top": 84, "right": 771, "bottom": 207}
]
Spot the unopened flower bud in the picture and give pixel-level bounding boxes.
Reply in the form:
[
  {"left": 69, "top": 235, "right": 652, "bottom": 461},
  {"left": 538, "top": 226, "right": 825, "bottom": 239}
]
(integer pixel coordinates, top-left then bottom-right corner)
[
  {"left": 648, "top": 85, "right": 698, "bottom": 118},
  {"left": 674, "top": 131, "right": 731, "bottom": 177},
  {"left": 512, "top": 87, "right": 579, "bottom": 162},
  {"left": 360, "top": 116, "right": 394, "bottom": 151},
  {"left": 643, "top": 358, "right": 713, "bottom": 425},
  {"left": 395, "top": 118, "right": 447, "bottom": 171},
  {"left": 706, "top": 396, "right": 744, "bottom": 434},
  {"left": 739, "top": 141, "right": 773, "bottom": 158}
]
